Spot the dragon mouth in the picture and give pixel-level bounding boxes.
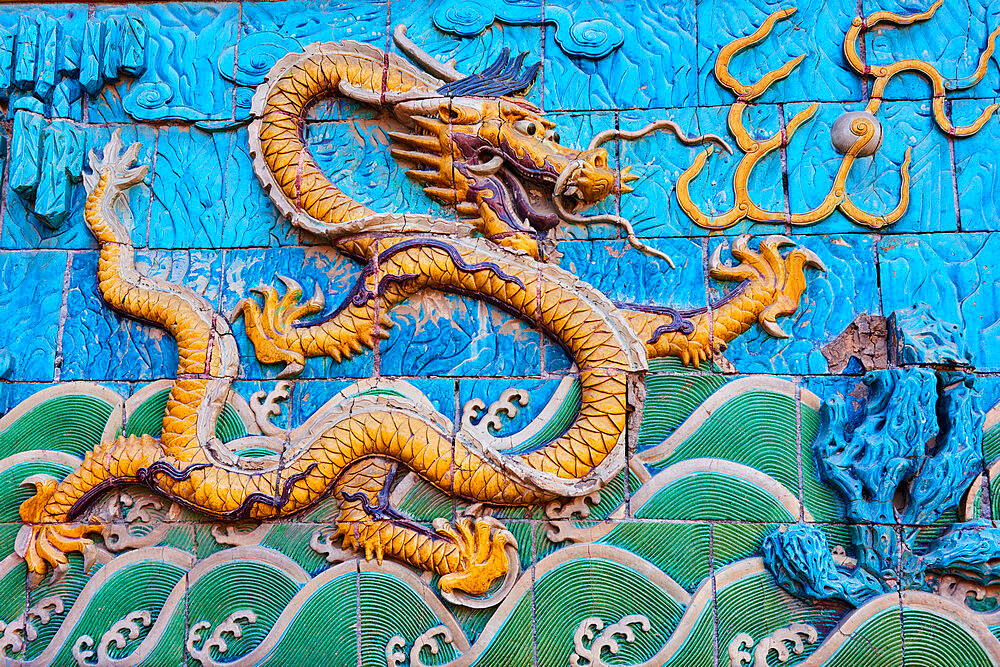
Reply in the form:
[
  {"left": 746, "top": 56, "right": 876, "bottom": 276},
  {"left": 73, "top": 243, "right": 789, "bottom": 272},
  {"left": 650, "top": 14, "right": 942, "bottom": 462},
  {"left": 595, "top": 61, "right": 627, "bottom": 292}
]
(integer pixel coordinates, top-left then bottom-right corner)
[{"left": 464, "top": 149, "right": 590, "bottom": 233}]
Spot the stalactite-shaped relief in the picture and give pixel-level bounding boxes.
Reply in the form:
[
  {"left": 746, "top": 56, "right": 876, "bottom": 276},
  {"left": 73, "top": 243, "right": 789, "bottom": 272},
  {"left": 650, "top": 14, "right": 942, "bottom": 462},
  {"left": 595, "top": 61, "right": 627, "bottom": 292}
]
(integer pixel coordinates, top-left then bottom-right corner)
[
  {"left": 2, "top": 11, "right": 148, "bottom": 230},
  {"left": 765, "top": 304, "right": 999, "bottom": 609}
]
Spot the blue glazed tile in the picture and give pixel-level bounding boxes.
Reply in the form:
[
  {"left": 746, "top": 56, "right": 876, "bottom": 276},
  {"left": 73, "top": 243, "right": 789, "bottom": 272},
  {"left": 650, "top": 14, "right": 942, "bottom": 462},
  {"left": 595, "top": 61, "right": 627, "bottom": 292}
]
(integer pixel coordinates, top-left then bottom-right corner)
[
  {"left": 541, "top": 0, "right": 697, "bottom": 110},
  {"left": 784, "top": 100, "right": 957, "bottom": 235},
  {"left": 2, "top": 123, "right": 155, "bottom": 250},
  {"left": 556, "top": 237, "right": 707, "bottom": 311},
  {"left": 544, "top": 336, "right": 573, "bottom": 375},
  {"left": 291, "top": 377, "right": 455, "bottom": 440},
  {"left": 289, "top": 379, "right": 352, "bottom": 428},
  {"left": 148, "top": 124, "right": 295, "bottom": 249},
  {"left": 61, "top": 249, "right": 224, "bottom": 381},
  {"left": 863, "top": 0, "right": 1000, "bottom": 101},
  {"left": 547, "top": 111, "right": 618, "bottom": 241},
  {"left": 698, "top": 0, "right": 861, "bottom": 107},
  {"left": 0, "top": 250, "right": 66, "bottom": 381},
  {"left": 617, "top": 107, "right": 710, "bottom": 238},
  {"left": 679, "top": 103, "right": 786, "bottom": 237},
  {"left": 380, "top": 291, "right": 542, "bottom": 377},
  {"left": 3, "top": 170, "right": 90, "bottom": 250},
  {"left": 231, "top": 379, "right": 292, "bottom": 432},
  {"left": 978, "top": 375, "right": 1000, "bottom": 415},
  {"left": 147, "top": 125, "right": 228, "bottom": 249},
  {"left": 390, "top": 0, "right": 542, "bottom": 108},
  {"left": 305, "top": 120, "right": 446, "bottom": 219},
  {"left": 294, "top": 377, "right": 457, "bottom": 426},
  {"left": 235, "top": 1, "right": 388, "bottom": 120},
  {"left": 801, "top": 375, "right": 870, "bottom": 414},
  {"left": 953, "top": 98, "right": 1000, "bottom": 232},
  {"left": 222, "top": 125, "right": 297, "bottom": 248},
  {"left": 879, "top": 232, "right": 1000, "bottom": 372},
  {"left": 708, "top": 234, "right": 880, "bottom": 375},
  {"left": 88, "top": 3, "right": 239, "bottom": 123},
  {"left": 404, "top": 378, "right": 457, "bottom": 422},
  {"left": 221, "top": 246, "right": 372, "bottom": 380}
]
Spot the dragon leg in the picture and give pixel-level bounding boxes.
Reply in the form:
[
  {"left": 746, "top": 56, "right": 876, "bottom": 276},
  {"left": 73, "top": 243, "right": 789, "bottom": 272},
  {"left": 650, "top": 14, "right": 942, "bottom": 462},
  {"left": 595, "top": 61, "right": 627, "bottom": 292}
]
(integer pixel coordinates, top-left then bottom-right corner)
[
  {"left": 332, "top": 457, "right": 512, "bottom": 594},
  {"left": 622, "top": 235, "right": 827, "bottom": 364},
  {"left": 17, "top": 434, "right": 162, "bottom": 584},
  {"left": 29, "top": 398, "right": 536, "bottom": 593}
]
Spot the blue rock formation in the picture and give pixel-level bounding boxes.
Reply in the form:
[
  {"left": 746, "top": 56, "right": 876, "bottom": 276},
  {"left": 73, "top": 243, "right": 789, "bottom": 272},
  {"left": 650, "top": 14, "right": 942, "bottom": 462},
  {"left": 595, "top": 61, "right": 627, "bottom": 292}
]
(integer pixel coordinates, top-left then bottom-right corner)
[
  {"left": 765, "top": 306, "right": 996, "bottom": 605},
  {"left": 10, "top": 110, "right": 86, "bottom": 229},
  {"left": 764, "top": 524, "right": 886, "bottom": 607},
  {"left": 1, "top": 11, "right": 147, "bottom": 229},
  {"left": 888, "top": 302, "right": 973, "bottom": 368}
]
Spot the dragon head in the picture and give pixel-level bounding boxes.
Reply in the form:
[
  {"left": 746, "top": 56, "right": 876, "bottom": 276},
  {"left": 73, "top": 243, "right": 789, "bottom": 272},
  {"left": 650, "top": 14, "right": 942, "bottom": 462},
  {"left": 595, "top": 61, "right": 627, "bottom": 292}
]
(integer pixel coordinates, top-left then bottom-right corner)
[
  {"left": 379, "top": 30, "right": 728, "bottom": 262},
  {"left": 395, "top": 95, "right": 620, "bottom": 226},
  {"left": 384, "top": 46, "right": 632, "bottom": 257}
]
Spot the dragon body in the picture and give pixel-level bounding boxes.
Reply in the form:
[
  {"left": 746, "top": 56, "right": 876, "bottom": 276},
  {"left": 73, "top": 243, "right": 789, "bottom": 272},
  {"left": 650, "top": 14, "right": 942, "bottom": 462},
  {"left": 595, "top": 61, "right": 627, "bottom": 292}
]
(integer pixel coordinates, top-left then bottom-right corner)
[{"left": 18, "top": 34, "right": 824, "bottom": 600}]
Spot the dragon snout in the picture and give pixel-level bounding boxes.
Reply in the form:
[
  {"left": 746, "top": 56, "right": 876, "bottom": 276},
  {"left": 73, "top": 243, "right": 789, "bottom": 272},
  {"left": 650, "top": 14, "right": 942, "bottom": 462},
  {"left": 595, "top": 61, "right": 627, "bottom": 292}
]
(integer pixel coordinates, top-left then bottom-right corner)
[{"left": 558, "top": 148, "right": 617, "bottom": 205}]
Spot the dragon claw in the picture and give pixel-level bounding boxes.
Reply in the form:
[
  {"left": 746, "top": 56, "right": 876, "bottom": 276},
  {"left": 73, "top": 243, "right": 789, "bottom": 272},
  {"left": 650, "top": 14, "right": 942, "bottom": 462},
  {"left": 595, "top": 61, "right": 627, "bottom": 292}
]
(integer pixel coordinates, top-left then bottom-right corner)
[
  {"left": 764, "top": 234, "right": 796, "bottom": 248},
  {"left": 234, "top": 276, "right": 330, "bottom": 377},
  {"left": 434, "top": 517, "right": 515, "bottom": 597},
  {"left": 800, "top": 248, "right": 828, "bottom": 272},
  {"left": 16, "top": 478, "right": 103, "bottom": 587},
  {"left": 760, "top": 318, "right": 789, "bottom": 339},
  {"left": 275, "top": 274, "right": 304, "bottom": 296}
]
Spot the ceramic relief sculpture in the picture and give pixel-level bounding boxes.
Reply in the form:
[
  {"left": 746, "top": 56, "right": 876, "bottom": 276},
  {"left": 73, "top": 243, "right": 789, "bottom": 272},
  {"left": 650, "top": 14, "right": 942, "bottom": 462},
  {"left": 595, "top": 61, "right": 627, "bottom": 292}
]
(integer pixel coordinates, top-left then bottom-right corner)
[{"left": 2, "top": 1, "right": 1000, "bottom": 666}]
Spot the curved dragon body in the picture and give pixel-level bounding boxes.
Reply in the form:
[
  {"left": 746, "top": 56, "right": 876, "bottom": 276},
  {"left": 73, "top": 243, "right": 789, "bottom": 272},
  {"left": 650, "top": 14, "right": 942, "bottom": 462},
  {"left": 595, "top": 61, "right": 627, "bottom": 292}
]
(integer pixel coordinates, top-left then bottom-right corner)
[{"left": 18, "top": 34, "right": 824, "bottom": 600}]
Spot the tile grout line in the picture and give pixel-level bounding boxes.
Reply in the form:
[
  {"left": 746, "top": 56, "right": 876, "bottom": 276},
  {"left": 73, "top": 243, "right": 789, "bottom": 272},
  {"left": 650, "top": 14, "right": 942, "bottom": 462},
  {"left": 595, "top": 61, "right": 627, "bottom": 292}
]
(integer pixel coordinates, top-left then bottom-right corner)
[
  {"left": 231, "top": 1, "right": 244, "bottom": 123},
  {"left": 539, "top": 0, "right": 546, "bottom": 113},
  {"left": 896, "top": 524, "right": 907, "bottom": 667},
  {"left": 709, "top": 522, "right": 720, "bottom": 667},
  {"left": 144, "top": 127, "right": 160, "bottom": 249},
  {"left": 52, "top": 249, "right": 74, "bottom": 383},
  {"left": 946, "top": 99, "right": 963, "bottom": 233},
  {"left": 0, "top": 112, "right": 10, "bottom": 244},
  {"left": 778, "top": 102, "right": 793, "bottom": 236},
  {"left": 530, "top": 518, "right": 539, "bottom": 667},
  {"left": 857, "top": 0, "right": 868, "bottom": 103},
  {"left": 796, "top": 383, "right": 805, "bottom": 523},
  {"left": 355, "top": 558, "right": 363, "bottom": 667}
]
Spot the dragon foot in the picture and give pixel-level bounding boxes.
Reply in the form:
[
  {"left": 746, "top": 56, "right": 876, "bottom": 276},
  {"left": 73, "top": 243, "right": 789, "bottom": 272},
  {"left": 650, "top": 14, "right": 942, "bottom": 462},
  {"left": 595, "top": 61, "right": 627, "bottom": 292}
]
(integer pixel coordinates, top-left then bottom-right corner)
[
  {"left": 710, "top": 234, "right": 827, "bottom": 339},
  {"left": 233, "top": 276, "right": 326, "bottom": 377},
  {"left": 335, "top": 513, "right": 516, "bottom": 598},
  {"left": 434, "top": 517, "right": 515, "bottom": 596},
  {"left": 15, "top": 477, "right": 102, "bottom": 586}
]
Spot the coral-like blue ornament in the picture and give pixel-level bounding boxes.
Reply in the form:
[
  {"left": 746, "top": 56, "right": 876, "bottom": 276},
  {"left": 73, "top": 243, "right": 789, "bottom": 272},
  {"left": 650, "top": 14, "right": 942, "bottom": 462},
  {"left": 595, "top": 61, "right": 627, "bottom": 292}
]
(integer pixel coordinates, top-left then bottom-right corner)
[
  {"left": 888, "top": 302, "right": 974, "bottom": 368},
  {"left": 765, "top": 307, "right": 997, "bottom": 606}
]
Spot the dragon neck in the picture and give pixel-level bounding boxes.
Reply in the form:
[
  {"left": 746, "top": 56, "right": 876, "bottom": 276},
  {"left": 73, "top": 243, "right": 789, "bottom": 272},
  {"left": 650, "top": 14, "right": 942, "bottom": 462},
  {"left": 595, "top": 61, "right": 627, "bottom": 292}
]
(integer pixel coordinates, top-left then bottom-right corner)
[{"left": 249, "top": 41, "right": 441, "bottom": 250}]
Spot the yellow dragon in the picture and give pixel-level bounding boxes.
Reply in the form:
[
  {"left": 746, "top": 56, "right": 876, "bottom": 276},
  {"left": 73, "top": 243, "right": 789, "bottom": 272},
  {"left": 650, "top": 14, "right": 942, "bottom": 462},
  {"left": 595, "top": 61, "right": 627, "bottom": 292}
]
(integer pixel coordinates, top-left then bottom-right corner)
[{"left": 17, "top": 29, "right": 825, "bottom": 599}]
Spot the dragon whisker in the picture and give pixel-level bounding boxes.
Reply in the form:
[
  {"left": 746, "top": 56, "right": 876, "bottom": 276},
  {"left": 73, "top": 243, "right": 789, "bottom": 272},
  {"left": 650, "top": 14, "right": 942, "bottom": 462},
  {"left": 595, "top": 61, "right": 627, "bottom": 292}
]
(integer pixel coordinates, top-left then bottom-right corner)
[
  {"left": 392, "top": 25, "right": 465, "bottom": 83},
  {"left": 587, "top": 119, "right": 734, "bottom": 155},
  {"left": 551, "top": 183, "right": 676, "bottom": 269}
]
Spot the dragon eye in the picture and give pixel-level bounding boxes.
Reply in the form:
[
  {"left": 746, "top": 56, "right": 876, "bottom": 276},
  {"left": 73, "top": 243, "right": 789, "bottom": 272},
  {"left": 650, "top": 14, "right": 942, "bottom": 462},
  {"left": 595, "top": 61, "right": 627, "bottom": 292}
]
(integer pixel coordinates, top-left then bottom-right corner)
[
  {"left": 546, "top": 130, "right": 561, "bottom": 143},
  {"left": 513, "top": 120, "right": 538, "bottom": 136}
]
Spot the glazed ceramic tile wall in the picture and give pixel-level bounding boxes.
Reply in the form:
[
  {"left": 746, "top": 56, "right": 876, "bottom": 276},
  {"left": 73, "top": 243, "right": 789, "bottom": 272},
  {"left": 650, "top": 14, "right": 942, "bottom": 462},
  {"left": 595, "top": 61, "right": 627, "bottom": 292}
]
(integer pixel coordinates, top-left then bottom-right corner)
[{"left": 0, "top": 0, "right": 999, "bottom": 665}]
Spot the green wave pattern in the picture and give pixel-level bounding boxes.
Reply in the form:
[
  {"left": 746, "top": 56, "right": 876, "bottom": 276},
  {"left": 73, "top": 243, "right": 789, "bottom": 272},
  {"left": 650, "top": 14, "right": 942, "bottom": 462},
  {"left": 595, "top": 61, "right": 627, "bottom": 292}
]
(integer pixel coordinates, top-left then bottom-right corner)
[
  {"left": 0, "top": 394, "right": 112, "bottom": 458},
  {"left": 2, "top": 384, "right": 997, "bottom": 666}
]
